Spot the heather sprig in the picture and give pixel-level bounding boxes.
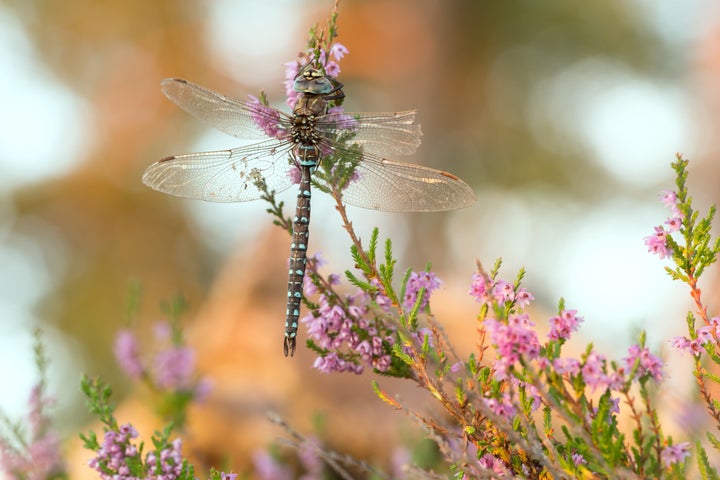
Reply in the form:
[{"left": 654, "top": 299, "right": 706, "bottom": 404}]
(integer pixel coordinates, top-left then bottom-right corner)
[
  {"left": 113, "top": 294, "right": 212, "bottom": 429},
  {"left": 80, "top": 375, "right": 204, "bottom": 480},
  {"left": 0, "top": 329, "right": 66, "bottom": 480},
  {"left": 646, "top": 154, "right": 720, "bottom": 475}
]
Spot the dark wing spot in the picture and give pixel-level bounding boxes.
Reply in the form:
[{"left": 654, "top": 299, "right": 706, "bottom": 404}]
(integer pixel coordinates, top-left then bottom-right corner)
[{"left": 440, "top": 171, "right": 460, "bottom": 181}]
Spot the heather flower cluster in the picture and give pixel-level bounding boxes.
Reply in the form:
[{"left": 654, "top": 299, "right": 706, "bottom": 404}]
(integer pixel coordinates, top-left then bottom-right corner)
[
  {"left": 469, "top": 274, "right": 533, "bottom": 309},
  {"left": 81, "top": 375, "right": 240, "bottom": 480},
  {"left": 484, "top": 314, "right": 540, "bottom": 380},
  {"left": 0, "top": 331, "right": 65, "bottom": 480},
  {"left": 87, "top": 423, "right": 143, "bottom": 479},
  {"left": 644, "top": 190, "right": 683, "bottom": 259},
  {"left": 0, "top": 389, "right": 65, "bottom": 480},
  {"left": 547, "top": 309, "right": 583, "bottom": 341},
  {"left": 661, "top": 442, "right": 692, "bottom": 468},
  {"left": 402, "top": 270, "right": 442, "bottom": 310},
  {"left": 114, "top": 322, "right": 211, "bottom": 403},
  {"left": 302, "top": 285, "right": 395, "bottom": 374},
  {"left": 671, "top": 316, "right": 720, "bottom": 355},
  {"left": 247, "top": 95, "right": 285, "bottom": 139},
  {"left": 300, "top": 255, "right": 450, "bottom": 376}
]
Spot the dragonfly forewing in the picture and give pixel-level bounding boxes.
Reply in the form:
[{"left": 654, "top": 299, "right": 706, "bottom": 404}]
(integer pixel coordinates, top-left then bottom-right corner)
[{"left": 142, "top": 138, "right": 296, "bottom": 202}]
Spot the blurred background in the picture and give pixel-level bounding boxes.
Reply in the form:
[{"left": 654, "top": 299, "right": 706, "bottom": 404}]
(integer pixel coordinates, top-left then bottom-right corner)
[{"left": 1, "top": 0, "right": 719, "bottom": 474}]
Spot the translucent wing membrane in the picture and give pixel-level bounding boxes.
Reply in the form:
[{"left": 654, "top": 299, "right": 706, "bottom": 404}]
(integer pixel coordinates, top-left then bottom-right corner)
[
  {"left": 142, "top": 138, "right": 296, "bottom": 202},
  {"left": 317, "top": 110, "right": 422, "bottom": 157},
  {"left": 161, "top": 78, "right": 293, "bottom": 140},
  {"left": 315, "top": 145, "right": 477, "bottom": 212}
]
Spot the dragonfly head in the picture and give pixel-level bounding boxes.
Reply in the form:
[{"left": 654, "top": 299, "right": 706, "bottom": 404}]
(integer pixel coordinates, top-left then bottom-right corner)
[{"left": 293, "top": 68, "right": 334, "bottom": 95}]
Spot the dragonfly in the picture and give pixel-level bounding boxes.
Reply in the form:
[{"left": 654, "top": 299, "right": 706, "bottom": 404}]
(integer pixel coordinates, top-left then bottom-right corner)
[{"left": 142, "top": 66, "right": 476, "bottom": 357}]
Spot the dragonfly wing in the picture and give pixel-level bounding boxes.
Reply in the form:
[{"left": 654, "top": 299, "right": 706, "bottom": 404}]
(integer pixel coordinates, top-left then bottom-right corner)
[
  {"left": 317, "top": 110, "right": 422, "bottom": 157},
  {"left": 316, "top": 148, "right": 476, "bottom": 212},
  {"left": 161, "top": 78, "right": 292, "bottom": 140},
  {"left": 143, "top": 138, "right": 296, "bottom": 202}
]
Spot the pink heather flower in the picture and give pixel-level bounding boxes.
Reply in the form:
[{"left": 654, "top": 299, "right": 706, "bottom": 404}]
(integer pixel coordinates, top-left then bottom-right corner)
[
  {"left": 313, "top": 351, "right": 357, "bottom": 374},
  {"left": 660, "top": 190, "right": 677, "bottom": 208},
  {"left": 644, "top": 226, "right": 672, "bottom": 259},
  {"left": 581, "top": 351, "right": 608, "bottom": 391},
  {"left": 367, "top": 349, "right": 392, "bottom": 372},
  {"left": 660, "top": 190, "right": 684, "bottom": 218},
  {"left": 287, "top": 166, "right": 301, "bottom": 185},
  {"left": 665, "top": 215, "right": 682, "bottom": 232},
  {"left": 326, "top": 106, "right": 359, "bottom": 132},
  {"left": 484, "top": 316, "right": 540, "bottom": 379},
  {"left": 403, "top": 271, "right": 443, "bottom": 311},
  {"left": 705, "top": 316, "right": 720, "bottom": 339},
  {"left": 247, "top": 95, "right": 285, "bottom": 138},
  {"left": 325, "top": 61, "right": 340, "bottom": 78},
  {"left": 221, "top": 474, "right": 238, "bottom": 480},
  {"left": 283, "top": 59, "right": 303, "bottom": 107},
  {"left": 153, "top": 346, "right": 195, "bottom": 390},
  {"left": 548, "top": 309, "right": 583, "bottom": 341},
  {"left": 513, "top": 379, "right": 543, "bottom": 412},
  {"left": 622, "top": 344, "right": 663, "bottom": 381},
  {"left": 469, "top": 273, "right": 492, "bottom": 305},
  {"left": 572, "top": 452, "right": 587, "bottom": 466},
  {"left": 114, "top": 329, "right": 144, "bottom": 379},
  {"left": 329, "top": 43, "right": 349, "bottom": 61},
  {"left": 661, "top": 442, "right": 691, "bottom": 467},
  {"left": 553, "top": 357, "right": 581, "bottom": 375},
  {"left": 514, "top": 288, "right": 534, "bottom": 308},
  {"left": 606, "top": 370, "right": 626, "bottom": 391},
  {"left": 303, "top": 273, "right": 318, "bottom": 296},
  {"left": 478, "top": 454, "right": 510, "bottom": 476},
  {"left": 284, "top": 60, "right": 301, "bottom": 81},
  {"left": 492, "top": 280, "right": 514, "bottom": 303},
  {"left": 670, "top": 336, "right": 703, "bottom": 356},
  {"left": 508, "top": 312, "right": 535, "bottom": 328}
]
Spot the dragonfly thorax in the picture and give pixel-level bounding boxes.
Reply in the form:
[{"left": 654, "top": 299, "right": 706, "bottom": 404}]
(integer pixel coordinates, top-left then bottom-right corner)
[{"left": 290, "top": 94, "right": 328, "bottom": 163}]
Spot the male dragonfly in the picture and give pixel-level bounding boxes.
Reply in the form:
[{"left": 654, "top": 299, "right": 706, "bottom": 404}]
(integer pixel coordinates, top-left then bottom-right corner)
[{"left": 143, "top": 66, "right": 476, "bottom": 356}]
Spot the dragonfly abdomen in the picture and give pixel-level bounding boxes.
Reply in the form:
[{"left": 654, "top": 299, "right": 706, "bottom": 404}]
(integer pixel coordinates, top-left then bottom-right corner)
[{"left": 284, "top": 164, "right": 314, "bottom": 357}]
